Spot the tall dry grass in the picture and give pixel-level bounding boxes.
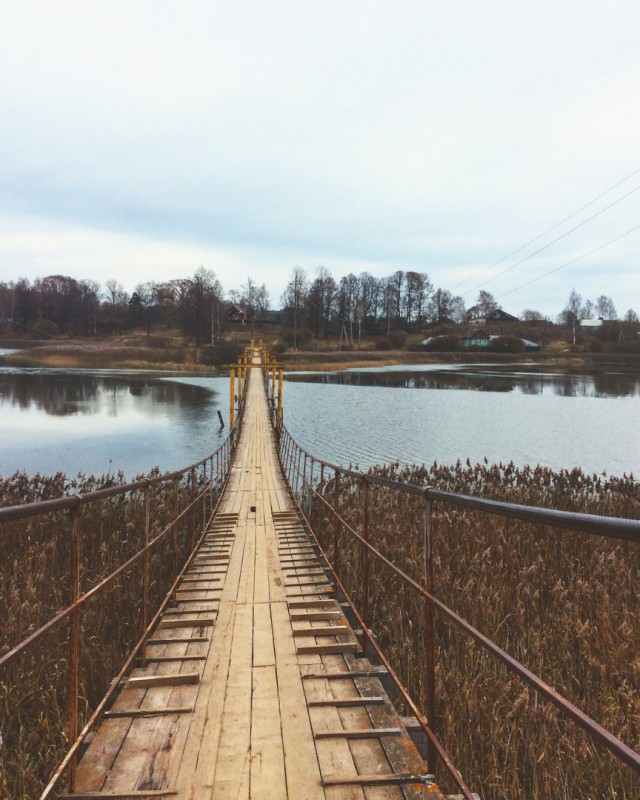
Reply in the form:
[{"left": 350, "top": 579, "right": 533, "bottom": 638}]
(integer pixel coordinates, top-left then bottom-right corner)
[
  {"left": 307, "top": 460, "right": 640, "bottom": 800},
  {"left": 0, "top": 467, "right": 209, "bottom": 799}
]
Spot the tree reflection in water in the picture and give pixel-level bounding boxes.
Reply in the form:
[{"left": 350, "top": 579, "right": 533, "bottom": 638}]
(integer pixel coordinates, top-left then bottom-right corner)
[{"left": 286, "top": 366, "right": 640, "bottom": 398}]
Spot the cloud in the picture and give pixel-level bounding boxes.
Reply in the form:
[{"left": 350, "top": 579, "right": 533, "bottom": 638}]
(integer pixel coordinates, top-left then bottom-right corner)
[{"left": 0, "top": 1, "right": 639, "bottom": 316}]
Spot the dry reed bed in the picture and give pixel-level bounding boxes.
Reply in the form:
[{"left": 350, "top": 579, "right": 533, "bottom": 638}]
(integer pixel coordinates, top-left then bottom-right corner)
[
  {"left": 309, "top": 461, "right": 640, "bottom": 800},
  {"left": 0, "top": 468, "right": 207, "bottom": 799}
]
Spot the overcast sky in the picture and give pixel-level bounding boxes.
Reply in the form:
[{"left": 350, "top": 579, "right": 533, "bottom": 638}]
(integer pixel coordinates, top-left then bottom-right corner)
[{"left": 1, "top": 1, "right": 638, "bottom": 317}]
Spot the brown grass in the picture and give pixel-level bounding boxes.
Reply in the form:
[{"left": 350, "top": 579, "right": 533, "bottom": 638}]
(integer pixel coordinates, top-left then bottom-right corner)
[
  {"left": 0, "top": 467, "right": 210, "bottom": 799},
  {"left": 307, "top": 460, "right": 640, "bottom": 800}
]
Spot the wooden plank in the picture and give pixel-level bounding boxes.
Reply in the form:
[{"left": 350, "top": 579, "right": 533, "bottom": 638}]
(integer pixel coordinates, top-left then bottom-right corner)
[
  {"left": 302, "top": 669, "right": 388, "bottom": 680},
  {"left": 285, "top": 579, "right": 330, "bottom": 588},
  {"left": 126, "top": 673, "right": 200, "bottom": 688},
  {"left": 315, "top": 727, "right": 401, "bottom": 740},
  {"left": 292, "top": 626, "right": 351, "bottom": 637},
  {"left": 210, "top": 602, "right": 253, "bottom": 797},
  {"left": 162, "top": 607, "right": 218, "bottom": 615},
  {"left": 282, "top": 569, "right": 327, "bottom": 577},
  {"left": 252, "top": 600, "right": 275, "bottom": 667},
  {"left": 287, "top": 599, "right": 337, "bottom": 609},
  {"left": 61, "top": 792, "right": 177, "bottom": 798},
  {"left": 144, "top": 655, "right": 207, "bottom": 663},
  {"left": 157, "top": 617, "right": 215, "bottom": 628},
  {"left": 146, "top": 638, "right": 209, "bottom": 645},
  {"left": 322, "top": 772, "right": 434, "bottom": 786},
  {"left": 270, "top": 600, "right": 325, "bottom": 800},
  {"left": 104, "top": 707, "right": 194, "bottom": 718},
  {"left": 172, "top": 554, "right": 243, "bottom": 794},
  {"left": 308, "top": 697, "right": 385, "bottom": 707},
  {"left": 289, "top": 611, "right": 344, "bottom": 622},
  {"left": 296, "top": 642, "right": 361, "bottom": 656},
  {"left": 250, "top": 664, "right": 287, "bottom": 799}
]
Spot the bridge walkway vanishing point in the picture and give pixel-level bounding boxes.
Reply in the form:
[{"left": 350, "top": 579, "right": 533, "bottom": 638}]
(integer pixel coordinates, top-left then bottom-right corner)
[{"left": 66, "top": 353, "right": 442, "bottom": 799}]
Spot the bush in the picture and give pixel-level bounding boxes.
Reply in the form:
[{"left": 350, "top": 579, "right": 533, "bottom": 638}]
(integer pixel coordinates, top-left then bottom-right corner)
[
  {"left": 488, "top": 335, "right": 526, "bottom": 353},
  {"left": 423, "top": 335, "right": 461, "bottom": 352},
  {"left": 284, "top": 327, "right": 313, "bottom": 347},
  {"left": 373, "top": 336, "right": 393, "bottom": 350},
  {"left": 199, "top": 341, "right": 245, "bottom": 366},
  {"left": 387, "top": 330, "right": 408, "bottom": 348},
  {"left": 31, "top": 319, "right": 59, "bottom": 339}
]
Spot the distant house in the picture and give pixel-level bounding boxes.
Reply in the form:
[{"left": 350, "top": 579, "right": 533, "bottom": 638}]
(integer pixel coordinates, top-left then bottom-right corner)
[
  {"left": 466, "top": 308, "right": 519, "bottom": 326},
  {"left": 462, "top": 334, "right": 540, "bottom": 352},
  {"left": 580, "top": 318, "right": 604, "bottom": 329},
  {"left": 421, "top": 333, "right": 539, "bottom": 351},
  {"left": 225, "top": 304, "right": 252, "bottom": 324},
  {"left": 486, "top": 309, "right": 519, "bottom": 322},
  {"left": 462, "top": 334, "right": 492, "bottom": 347}
]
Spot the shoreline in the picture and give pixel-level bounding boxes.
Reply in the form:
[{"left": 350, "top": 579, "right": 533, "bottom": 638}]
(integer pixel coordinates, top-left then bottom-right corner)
[{"left": 3, "top": 336, "right": 640, "bottom": 373}]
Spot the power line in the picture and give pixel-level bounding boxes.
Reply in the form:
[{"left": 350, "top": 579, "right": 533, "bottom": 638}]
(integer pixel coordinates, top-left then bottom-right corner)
[
  {"left": 497, "top": 223, "right": 640, "bottom": 299},
  {"left": 451, "top": 166, "right": 640, "bottom": 292},
  {"left": 461, "top": 183, "right": 640, "bottom": 297}
]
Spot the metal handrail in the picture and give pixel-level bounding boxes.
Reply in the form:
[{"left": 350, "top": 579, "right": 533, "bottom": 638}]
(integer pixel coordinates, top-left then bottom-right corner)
[
  {"left": 277, "top": 434, "right": 640, "bottom": 543},
  {"left": 0, "top": 391, "right": 246, "bottom": 798},
  {"left": 278, "top": 424, "right": 640, "bottom": 783}
]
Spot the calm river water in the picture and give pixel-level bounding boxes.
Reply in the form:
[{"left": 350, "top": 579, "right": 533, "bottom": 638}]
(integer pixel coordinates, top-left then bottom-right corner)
[{"left": 0, "top": 363, "right": 638, "bottom": 480}]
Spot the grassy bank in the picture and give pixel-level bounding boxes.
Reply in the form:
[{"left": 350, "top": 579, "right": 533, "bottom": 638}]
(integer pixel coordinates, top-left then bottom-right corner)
[
  {"left": 3, "top": 331, "right": 640, "bottom": 373},
  {"left": 311, "top": 461, "right": 640, "bottom": 800}
]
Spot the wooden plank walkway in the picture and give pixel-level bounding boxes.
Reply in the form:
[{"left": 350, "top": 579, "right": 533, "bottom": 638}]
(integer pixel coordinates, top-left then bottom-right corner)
[{"left": 66, "top": 355, "right": 442, "bottom": 799}]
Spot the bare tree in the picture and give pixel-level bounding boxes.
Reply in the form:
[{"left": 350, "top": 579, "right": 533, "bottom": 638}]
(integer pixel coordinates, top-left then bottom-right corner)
[
  {"left": 521, "top": 309, "right": 544, "bottom": 321},
  {"left": 306, "top": 266, "right": 336, "bottom": 338},
  {"left": 185, "top": 267, "right": 223, "bottom": 346},
  {"left": 558, "top": 289, "right": 583, "bottom": 326},
  {"left": 595, "top": 295, "right": 617, "bottom": 320},
  {"left": 281, "top": 267, "right": 308, "bottom": 349},
  {"left": 427, "top": 288, "right": 462, "bottom": 322},
  {"left": 105, "top": 279, "right": 128, "bottom": 307}
]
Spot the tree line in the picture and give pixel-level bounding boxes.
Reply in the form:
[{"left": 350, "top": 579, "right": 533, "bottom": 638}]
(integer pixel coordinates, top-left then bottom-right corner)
[{"left": 0, "top": 264, "right": 636, "bottom": 344}]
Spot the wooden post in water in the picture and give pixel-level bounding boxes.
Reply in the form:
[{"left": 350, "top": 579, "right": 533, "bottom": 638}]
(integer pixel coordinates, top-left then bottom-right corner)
[{"left": 231, "top": 368, "right": 236, "bottom": 427}]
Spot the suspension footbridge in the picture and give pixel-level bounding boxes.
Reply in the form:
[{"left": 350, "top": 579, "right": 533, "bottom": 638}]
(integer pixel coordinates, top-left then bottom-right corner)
[{"left": 0, "top": 344, "right": 638, "bottom": 799}]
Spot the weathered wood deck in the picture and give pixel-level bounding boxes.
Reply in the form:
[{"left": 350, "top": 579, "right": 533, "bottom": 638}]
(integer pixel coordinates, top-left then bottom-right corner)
[{"left": 66, "top": 357, "right": 440, "bottom": 799}]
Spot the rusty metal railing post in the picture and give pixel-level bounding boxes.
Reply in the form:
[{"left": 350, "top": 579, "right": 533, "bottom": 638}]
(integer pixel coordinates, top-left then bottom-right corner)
[
  {"left": 333, "top": 470, "right": 341, "bottom": 596},
  {"left": 229, "top": 367, "right": 235, "bottom": 429},
  {"left": 190, "top": 468, "right": 196, "bottom": 553},
  {"left": 423, "top": 491, "right": 436, "bottom": 771},
  {"left": 209, "top": 455, "right": 214, "bottom": 514},
  {"left": 309, "top": 457, "right": 315, "bottom": 524},
  {"left": 296, "top": 447, "right": 303, "bottom": 500},
  {"left": 302, "top": 453, "right": 308, "bottom": 509},
  {"left": 172, "top": 477, "right": 180, "bottom": 583},
  {"left": 361, "top": 478, "right": 370, "bottom": 658},
  {"left": 67, "top": 502, "right": 82, "bottom": 791},
  {"left": 202, "top": 460, "right": 207, "bottom": 521},
  {"left": 319, "top": 462, "right": 325, "bottom": 547},
  {"left": 284, "top": 432, "right": 293, "bottom": 483},
  {"left": 141, "top": 484, "right": 150, "bottom": 668},
  {"left": 277, "top": 368, "right": 283, "bottom": 429}
]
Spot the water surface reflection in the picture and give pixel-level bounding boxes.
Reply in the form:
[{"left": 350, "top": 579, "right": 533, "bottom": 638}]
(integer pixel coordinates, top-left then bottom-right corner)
[
  {"left": 283, "top": 364, "right": 640, "bottom": 476},
  {"left": 0, "top": 370, "right": 227, "bottom": 479},
  {"left": 286, "top": 365, "right": 640, "bottom": 398}
]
